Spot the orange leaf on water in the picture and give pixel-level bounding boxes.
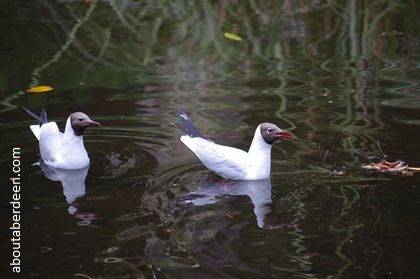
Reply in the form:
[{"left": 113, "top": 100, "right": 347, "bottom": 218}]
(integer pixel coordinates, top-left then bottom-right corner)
[{"left": 25, "top": 85, "right": 54, "bottom": 93}]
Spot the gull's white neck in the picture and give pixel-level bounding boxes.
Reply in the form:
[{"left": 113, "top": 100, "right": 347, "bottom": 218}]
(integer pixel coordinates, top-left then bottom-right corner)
[
  {"left": 59, "top": 116, "right": 89, "bottom": 168},
  {"left": 63, "top": 117, "right": 84, "bottom": 144},
  {"left": 247, "top": 125, "right": 273, "bottom": 179}
]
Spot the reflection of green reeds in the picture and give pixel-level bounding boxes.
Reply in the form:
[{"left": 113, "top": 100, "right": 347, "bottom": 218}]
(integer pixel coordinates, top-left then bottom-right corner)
[{"left": 1, "top": 0, "right": 418, "bottom": 94}]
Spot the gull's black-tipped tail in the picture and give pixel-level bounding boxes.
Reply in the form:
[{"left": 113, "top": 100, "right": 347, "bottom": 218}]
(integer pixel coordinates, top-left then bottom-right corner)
[
  {"left": 23, "top": 107, "right": 48, "bottom": 125},
  {"left": 179, "top": 112, "right": 205, "bottom": 138}
]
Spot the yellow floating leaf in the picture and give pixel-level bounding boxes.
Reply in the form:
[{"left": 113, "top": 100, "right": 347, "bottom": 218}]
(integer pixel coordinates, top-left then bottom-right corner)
[
  {"left": 26, "top": 85, "right": 54, "bottom": 93},
  {"left": 224, "top": 32, "right": 242, "bottom": 41}
]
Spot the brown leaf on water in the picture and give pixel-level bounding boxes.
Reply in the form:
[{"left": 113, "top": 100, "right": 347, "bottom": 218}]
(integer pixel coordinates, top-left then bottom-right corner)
[{"left": 361, "top": 159, "right": 420, "bottom": 175}]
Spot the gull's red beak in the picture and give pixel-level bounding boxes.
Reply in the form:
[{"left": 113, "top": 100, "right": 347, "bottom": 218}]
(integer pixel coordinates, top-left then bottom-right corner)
[
  {"left": 81, "top": 119, "right": 102, "bottom": 129},
  {"left": 87, "top": 120, "right": 101, "bottom": 127},
  {"left": 275, "top": 130, "right": 293, "bottom": 140}
]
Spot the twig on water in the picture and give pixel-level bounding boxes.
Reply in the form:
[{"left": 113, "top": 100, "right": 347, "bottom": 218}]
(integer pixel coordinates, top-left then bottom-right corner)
[
  {"left": 347, "top": 138, "right": 380, "bottom": 161},
  {"left": 376, "top": 141, "right": 388, "bottom": 158},
  {"left": 319, "top": 146, "right": 346, "bottom": 177}
]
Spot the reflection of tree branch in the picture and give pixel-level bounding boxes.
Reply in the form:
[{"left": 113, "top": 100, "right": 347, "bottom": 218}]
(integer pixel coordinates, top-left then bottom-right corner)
[
  {"left": 329, "top": 223, "right": 364, "bottom": 278},
  {"left": 278, "top": 183, "right": 315, "bottom": 273},
  {"left": 327, "top": 0, "right": 345, "bottom": 18},
  {"left": 82, "top": 26, "right": 113, "bottom": 81},
  {"left": 275, "top": 88, "right": 297, "bottom": 130},
  {"left": 0, "top": 0, "right": 98, "bottom": 113},
  {"left": 31, "top": 0, "right": 99, "bottom": 86},
  {"left": 0, "top": 92, "right": 25, "bottom": 114},
  {"left": 361, "top": 1, "right": 397, "bottom": 62},
  {"left": 329, "top": 183, "right": 363, "bottom": 278},
  {"left": 365, "top": 186, "right": 384, "bottom": 278}
]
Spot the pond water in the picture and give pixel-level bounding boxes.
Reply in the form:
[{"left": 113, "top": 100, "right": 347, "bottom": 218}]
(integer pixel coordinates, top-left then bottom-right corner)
[{"left": 1, "top": 1, "right": 420, "bottom": 278}]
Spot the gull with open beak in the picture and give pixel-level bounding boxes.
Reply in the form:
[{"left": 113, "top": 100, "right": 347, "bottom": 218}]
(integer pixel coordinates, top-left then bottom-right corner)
[
  {"left": 179, "top": 112, "right": 293, "bottom": 180},
  {"left": 24, "top": 107, "right": 101, "bottom": 170}
]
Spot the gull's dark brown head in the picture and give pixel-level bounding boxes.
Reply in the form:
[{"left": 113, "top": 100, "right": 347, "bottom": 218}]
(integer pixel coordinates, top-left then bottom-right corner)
[
  {"left": 70, "top": 112, "right": 101, "bottom": 136},
  {"left": 260, "top": 123, "right": 293, "bottom": 145}
]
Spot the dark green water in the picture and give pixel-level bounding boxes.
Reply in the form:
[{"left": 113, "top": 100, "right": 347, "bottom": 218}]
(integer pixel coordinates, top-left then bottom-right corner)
[{"left": 1, "top": 1, "right": 420, "bottom": 278}]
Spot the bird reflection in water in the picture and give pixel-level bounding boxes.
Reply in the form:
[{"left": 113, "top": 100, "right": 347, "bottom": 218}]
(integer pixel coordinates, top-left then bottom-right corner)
[
  {"left": 37, "top": 160, "right": 97, "bottom": 226},
  {"left": 181, "top": 176, "right": 273, "bottom": 228}
]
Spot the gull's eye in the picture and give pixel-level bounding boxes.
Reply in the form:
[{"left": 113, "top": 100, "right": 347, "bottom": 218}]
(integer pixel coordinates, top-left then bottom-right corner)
[
  {"left": 267, "top": 128, "right": 273, "bottom": 133},
  {"left": 78, "top": 117, "right": 84, "bottom": 121}
]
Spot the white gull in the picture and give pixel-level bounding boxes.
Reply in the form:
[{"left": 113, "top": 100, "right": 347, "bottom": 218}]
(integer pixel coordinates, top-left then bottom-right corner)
[
  {"left": 24, "top": 107, "right": 101, "bottom": 170},
  {"left": 179, "top": 112, "right": 293, "bottom": 180}
]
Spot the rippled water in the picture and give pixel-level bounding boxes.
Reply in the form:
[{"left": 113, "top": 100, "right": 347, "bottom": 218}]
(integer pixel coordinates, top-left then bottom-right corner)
[{"left": 1, "top": 1, "right": 420, "bottom": 278}]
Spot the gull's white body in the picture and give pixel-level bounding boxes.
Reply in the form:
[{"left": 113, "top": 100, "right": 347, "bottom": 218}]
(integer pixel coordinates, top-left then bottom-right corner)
[
  {"left": 30, "top": 117, "right": 90, "bottom": 170},
  {"left": 181, "top": 125, "right": 272, "bottom": 180}
]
